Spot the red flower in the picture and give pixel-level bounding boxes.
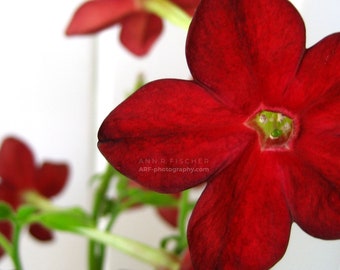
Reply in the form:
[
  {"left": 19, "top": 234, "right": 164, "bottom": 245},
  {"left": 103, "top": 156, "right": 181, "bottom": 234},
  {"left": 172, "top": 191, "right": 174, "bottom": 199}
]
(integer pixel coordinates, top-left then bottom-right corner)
[
  {"left": 126, "top": 179, "right": 179, "bottom": 227},
  {"left": 97, "top": 0, "right": 340, "bottom": 268},
  {"left": 0, "top": 137, "right": 68, "bottom": 257},
  {"left": 179, "top": 249, "right": 193, "bottom": 270},
  {"left": 156, "top": 203, "right": 178, "bottom": 228},
  {"left": 66, "top": 0, "right": 199, "bottom": 56}
]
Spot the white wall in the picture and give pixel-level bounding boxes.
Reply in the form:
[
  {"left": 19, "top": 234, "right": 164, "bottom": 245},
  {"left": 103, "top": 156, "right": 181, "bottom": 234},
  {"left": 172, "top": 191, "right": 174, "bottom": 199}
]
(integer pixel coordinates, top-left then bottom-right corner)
[
  {"left": 0, "top": 0, "right": 339, "bottom": 269},
  {"left": 0, "top": 0, "right": 95, "bottom": 269}
]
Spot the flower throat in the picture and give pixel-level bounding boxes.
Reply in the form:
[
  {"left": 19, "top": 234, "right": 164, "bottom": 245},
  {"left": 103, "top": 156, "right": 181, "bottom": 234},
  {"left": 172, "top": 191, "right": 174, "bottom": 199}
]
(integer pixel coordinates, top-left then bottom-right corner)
[{"left": 247, "top": 110, "right": 293, "bottom": 150}]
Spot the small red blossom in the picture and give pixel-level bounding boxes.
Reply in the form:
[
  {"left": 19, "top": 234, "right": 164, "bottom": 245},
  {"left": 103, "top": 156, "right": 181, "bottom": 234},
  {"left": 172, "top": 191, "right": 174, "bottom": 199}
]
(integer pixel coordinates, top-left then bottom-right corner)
[
  {"left": 126, "top": 179, "right": 179, "bottom": 227},
  {"left": 98, "top": 0, "right": 340, "bottom": 268},
  {"left": 156, "top": 203, "right": 178, "bottom": 228},
  {"left": 66, "top": 0, "right": 199, "bottom": 56},
  {"left": 179, "top": 249, "right": 193, "bottom": 270},
  {"left": 0, "top": 137, "right": 69, "bottom": 257}
]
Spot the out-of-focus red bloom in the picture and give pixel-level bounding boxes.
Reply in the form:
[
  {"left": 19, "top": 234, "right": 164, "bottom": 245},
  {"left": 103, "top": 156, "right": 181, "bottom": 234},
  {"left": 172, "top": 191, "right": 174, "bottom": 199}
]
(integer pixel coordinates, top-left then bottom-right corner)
[
  {"left": 156, "top": 204, "right": 178, "bottom": 228},
  {"left": 98, "top": 0, "right": 340, "bottom": 268},
  {"left": 65, "top": 0, "right": 199, "bottom": 56},
  {"left": 125, "top": 179, "right": 179, "bottom": 227},
  {"left": 179, "top": 249, "right": 193, "bottom": 270},
  {"left": 0, "top": 137, "right": 69, "bottom": 257}
]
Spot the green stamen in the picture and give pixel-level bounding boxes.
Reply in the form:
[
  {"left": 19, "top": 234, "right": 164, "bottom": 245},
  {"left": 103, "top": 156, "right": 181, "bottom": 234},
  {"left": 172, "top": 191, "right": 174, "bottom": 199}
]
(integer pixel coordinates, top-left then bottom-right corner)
[{"left": 249, "top": 110, "right": 294, "bottom": 150}]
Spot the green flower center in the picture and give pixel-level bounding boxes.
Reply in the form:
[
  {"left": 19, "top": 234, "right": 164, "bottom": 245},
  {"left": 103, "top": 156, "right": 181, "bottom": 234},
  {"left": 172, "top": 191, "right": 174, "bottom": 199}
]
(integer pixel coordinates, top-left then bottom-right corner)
[{"left": 248, "top": 110, "right": 294, "bottom": 150}]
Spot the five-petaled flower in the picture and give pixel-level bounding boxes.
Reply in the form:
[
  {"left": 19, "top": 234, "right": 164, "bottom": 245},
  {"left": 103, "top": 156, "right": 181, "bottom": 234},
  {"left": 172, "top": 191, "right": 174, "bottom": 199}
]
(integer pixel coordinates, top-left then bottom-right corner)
[
  {"left": 66, "top": 0, "right": 199, "bottom": 56},
  {"left": 97, "top": 0, "right": 340, "bottom": 268},
  {"left": 0, "top": 137, "right": 69, "bottom": 258}
]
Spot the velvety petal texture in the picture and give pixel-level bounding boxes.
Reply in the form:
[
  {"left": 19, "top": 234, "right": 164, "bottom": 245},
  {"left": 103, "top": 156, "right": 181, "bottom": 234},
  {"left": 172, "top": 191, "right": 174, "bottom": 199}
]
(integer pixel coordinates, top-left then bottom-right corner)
[
  {"left": 188, "top": 146, "right": 291, "bottom": 269},
  {"left": 285, "top": 34, "right": 340, "bottom": 112},
  {"left": 97, "top": 0, "right": 340, "bottom": 268},
  {"left": 0, "top": 137, "right": 69, "bottom": 255},
  {"left": 187, "top": 0, "right": 306, "bottom": 113},
  {"left": 98, "top": 79, "right": 254, "bottom": 192}
]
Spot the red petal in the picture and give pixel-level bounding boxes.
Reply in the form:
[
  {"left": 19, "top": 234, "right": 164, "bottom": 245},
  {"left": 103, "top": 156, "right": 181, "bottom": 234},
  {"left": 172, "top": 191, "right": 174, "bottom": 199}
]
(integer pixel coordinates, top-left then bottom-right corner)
[
  {"left": 35, "top": 162, "right": 69, "bottom": 198},
  {"left": 285, "top": 34, "right": 340, "bottom": 112},
  {"left": 98, "top": 79, "right": 254, "bottom": 193},
  {"left": 29, "top": 223, "right": 54, "bottom": 241},
  {"left": 296, "top": 84, "right": 340, "bottom": 186},
  {"left": 65, "top": 0, "right": 139, "bottom": 35},
  {"left": 120, "top": 12, "right": 163, "bottom": 56},
  {"left": 0, "top": 137, "right": 35, "bottom": 191},
  {"left": 186, "top": 0, "right": 305, "bottom": 113},
  {"left": 281, "top": 152, "right": 340, "bottom": 239},
  {"left": 0, "top": 184, "right": 20, "bottom": 209},
  {"left": 172, "top": 0, "right": 199, "bottom": 16},
  {"left": 188, "top": 145, "right": 291, "bottom": 269},
  {"left": 156, "top": 207, "right": 178, "bottom": 227},
  {"left": 179, "top": 249, "right": 194, "bottom": 270}
]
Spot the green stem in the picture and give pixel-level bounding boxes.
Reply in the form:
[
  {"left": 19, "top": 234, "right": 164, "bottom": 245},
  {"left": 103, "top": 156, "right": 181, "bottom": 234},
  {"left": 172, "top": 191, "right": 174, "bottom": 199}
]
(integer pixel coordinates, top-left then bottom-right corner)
[
  {"left": 143, "top": 0, "right": 191, "bottom": 29},
  {"left": 78, "top": 227, "right": 180, "bottom": 270},
  {"left": 89, "top": 164, "right": 115, "bottom": 270},
  {"left": 12, "top": 223, "right": 23, "bottom": 270},
  {"left": 0, "top": 232, "right": 13, "bottom": 260},
  {"left": 177, "top": 190, "right": 190, "bottom": 253},
  {"left": 23, "top": 191, "right": 59, "bottom": 212}
]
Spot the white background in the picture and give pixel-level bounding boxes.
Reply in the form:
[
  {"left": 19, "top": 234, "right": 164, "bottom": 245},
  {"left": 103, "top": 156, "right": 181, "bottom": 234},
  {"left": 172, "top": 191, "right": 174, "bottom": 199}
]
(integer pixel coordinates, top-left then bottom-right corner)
[{"left": 0, "top": 0, "right": 339, "bottom": 269}]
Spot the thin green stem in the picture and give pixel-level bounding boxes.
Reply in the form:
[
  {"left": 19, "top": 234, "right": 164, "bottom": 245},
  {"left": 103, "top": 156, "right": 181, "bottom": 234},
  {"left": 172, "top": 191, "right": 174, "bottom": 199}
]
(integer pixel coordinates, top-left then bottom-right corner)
[
  {"left": 12, "top": 223, "right": 23, "bottom": 270},
  {"left": 0, "top": 231, "right": 13, "bottom": 259},
  {"left": 78, "top": 227, "right": 180, "bottom": 270},
  {"left": 88, "top": 164, "right": 115, "bottom": 270},
  {"left": 143, "top": 0, "right": 191, "bottom": 29},
  {"left": 23, "top": 191, "right": 59, "bottom": 212},
  {"left": 104, "top": 204, "right": 122, "bottom": 232},
  {"left": 177, "top": 189, "right": 190, "bottom": 253}
]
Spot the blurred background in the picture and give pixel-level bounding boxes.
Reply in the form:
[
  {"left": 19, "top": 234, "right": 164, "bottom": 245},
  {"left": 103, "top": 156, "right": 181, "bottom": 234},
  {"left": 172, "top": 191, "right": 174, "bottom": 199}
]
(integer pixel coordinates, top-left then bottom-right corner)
[{"left": 0, "top": 0, "right": 339, "bottom": 269}]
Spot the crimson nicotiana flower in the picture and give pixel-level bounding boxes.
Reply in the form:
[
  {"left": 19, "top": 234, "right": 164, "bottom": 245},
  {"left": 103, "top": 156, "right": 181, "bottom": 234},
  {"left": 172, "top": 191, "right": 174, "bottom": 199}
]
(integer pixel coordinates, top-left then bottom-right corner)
[
  {"left": 0, "top": 137, "right": 69, "bottom": 257},
  {"left": 97, "top": 0, "right": 340, "bottom": 268},
  {"left": 66, "top": 0, "right": 199, "bottom": 56}
]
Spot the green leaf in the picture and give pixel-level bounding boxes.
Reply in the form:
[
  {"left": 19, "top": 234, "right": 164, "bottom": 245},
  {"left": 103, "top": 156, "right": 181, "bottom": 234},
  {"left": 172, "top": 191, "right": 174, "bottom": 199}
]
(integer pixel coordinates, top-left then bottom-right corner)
[
  {"left": 16, "top": 205, "right": 37, "bottom": 224},
  {"left": 127, "top": 190, "right": 178, "bottom": 207},
  {"left": 34, "top": 207, "right": 93, "bottom": 232},
  {"left": 0, "top": 202, "right": 13, "bottom": 220}
]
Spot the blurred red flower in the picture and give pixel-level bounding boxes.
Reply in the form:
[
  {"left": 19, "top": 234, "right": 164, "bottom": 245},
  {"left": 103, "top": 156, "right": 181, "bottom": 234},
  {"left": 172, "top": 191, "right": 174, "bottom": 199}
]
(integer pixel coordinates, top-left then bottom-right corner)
[
  {"left": 66, "top": 0, "right": 199, "bottom": 56},
  {"left": 98, "top": 0, "right": 340, "bottom": 268},
  {"left": 0, "top": 137, "right": 69, "bottom": 257}
]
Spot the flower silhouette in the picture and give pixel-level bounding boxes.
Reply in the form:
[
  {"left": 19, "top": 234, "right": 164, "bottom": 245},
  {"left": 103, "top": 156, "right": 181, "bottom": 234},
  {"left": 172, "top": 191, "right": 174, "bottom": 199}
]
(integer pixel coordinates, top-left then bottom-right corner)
[
  {"left": 98, "top": 0, "right": 340, "bottom": 268},
  {"left": 66, "top": 0, "right": 199, "bottom": 56},
  {"left": 0, "top": 137, "right": 69, "bottom": 257}
]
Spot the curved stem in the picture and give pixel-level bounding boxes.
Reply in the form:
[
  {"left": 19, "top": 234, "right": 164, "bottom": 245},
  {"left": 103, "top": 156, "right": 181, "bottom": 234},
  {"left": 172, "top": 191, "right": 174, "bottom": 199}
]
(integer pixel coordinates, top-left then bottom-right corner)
[
  {"left": 177, "top": 189, "right": 190, "bottom": 253},
  {"left": 12, "top": 223, "right": 23, "bottom": 270},
  {"left": 0, "top": 232, "right": 13, "bottom": 260},
  {"left": 143, "top": 0, "right": 191, "bottom": 29},
  {"left": 88, "top": 164, "right": 115, "bottom": 270},
  {"left": 79, "top": 227, "right": 180, "bottom": 270}
]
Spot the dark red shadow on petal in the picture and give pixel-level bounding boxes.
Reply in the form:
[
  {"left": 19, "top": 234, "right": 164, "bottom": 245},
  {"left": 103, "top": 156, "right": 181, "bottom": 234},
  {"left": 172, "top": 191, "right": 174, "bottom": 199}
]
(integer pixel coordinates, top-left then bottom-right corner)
[{"left": 29, "top": 223, "right": 54, "bottom": 241}]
